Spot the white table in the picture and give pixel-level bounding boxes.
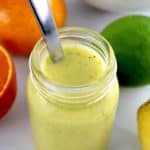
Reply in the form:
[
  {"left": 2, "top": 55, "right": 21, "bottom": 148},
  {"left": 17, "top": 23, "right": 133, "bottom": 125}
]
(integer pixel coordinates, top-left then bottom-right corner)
[{"left": 0, "top": 0, "right": 150, "bottom": 149}]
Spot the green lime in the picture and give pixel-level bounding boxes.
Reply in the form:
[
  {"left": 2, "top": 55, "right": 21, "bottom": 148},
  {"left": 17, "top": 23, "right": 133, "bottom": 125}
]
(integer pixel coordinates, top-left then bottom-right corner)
[{"left": 101, "top": 15, "right": 150, "bottom": 86}]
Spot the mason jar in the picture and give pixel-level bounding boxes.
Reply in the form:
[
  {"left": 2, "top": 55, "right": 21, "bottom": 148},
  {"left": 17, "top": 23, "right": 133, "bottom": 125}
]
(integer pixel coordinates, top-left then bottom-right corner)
[{"left": 27, "top": 27, "right": 119, "bottom": 150}]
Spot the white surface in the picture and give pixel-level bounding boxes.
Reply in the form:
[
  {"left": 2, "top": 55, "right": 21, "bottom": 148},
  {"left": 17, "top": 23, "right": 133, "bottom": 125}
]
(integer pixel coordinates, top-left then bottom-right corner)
[
  {"left": 83, "top": 0, "right": 150, "bottom": 12},
  {"left": 0, "top": 0, "right": 150, "bottom": 149}
]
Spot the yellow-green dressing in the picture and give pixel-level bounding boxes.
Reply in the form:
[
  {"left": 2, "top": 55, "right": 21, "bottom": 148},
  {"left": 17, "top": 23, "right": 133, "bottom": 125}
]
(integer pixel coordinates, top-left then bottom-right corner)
[
  {"left": 27, "top": 44, "right": 119, "bottom": 150},
  {"left": 42, "top": 45, "right": 106, "bottom": 86}
]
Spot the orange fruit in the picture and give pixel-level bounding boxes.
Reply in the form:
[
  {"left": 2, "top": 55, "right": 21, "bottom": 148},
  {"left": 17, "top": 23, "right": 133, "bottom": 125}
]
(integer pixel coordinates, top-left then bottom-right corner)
[
  {"left": 50, "top": 0, "right": 67, "bottom": 27},
  {"left": 0, "top": 46, "right": 17, "bottom": 118},
  {"left": 0, "top": 0, "right": 67, "bottom": 56}
]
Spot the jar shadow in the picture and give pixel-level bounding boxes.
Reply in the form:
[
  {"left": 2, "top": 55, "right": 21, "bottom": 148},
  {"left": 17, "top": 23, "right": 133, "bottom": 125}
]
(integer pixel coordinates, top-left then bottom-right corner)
[{"left": 109, "top": 126, "right": 140, "bottom": 150}]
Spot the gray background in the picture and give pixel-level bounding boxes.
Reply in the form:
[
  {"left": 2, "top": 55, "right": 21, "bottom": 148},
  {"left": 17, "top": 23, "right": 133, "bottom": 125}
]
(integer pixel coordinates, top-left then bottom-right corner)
[{"left": 1, "top": 0, "right": 150, "bottom": 149}]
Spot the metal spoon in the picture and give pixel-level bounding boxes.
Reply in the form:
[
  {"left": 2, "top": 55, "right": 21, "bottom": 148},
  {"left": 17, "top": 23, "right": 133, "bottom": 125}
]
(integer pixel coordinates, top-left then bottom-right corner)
[{"left": 29, "top": 0, "right": 64, "bottom": 62}]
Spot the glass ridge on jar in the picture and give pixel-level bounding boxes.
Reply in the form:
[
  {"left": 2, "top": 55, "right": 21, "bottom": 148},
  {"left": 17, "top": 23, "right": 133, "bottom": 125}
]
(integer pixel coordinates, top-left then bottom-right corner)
[{"left": 27, "top": 27, "right": 119, "bottom": 150}]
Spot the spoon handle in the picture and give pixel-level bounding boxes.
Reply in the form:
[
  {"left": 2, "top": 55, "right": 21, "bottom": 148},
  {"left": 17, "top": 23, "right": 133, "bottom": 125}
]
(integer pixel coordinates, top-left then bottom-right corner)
[{"left": 29, "top": 0, "right": 64, "bottom": 62}]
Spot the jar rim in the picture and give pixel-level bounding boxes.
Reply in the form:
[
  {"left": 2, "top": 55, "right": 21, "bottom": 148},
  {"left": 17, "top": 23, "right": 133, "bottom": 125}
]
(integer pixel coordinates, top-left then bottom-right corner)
[{"left": 29, "top": 27, "right": 117, "bottom": 105}]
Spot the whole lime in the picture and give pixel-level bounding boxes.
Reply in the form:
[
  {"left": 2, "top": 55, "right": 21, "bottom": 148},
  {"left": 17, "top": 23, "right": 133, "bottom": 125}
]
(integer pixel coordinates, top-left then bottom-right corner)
[{"left": 102, "top": 15, "right": 150, "bottom": 86}]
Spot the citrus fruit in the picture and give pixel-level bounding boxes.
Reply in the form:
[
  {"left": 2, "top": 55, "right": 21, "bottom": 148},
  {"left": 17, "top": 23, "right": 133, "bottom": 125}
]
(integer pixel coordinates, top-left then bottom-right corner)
[
  {"left": 50, "top": 0, "right": 67, "bottom": 28},
  {"left": 102, "top": 15, "right": 150, "bottom": 86},
  {"left": 0, "top": 0, "right": 67, "bottom": 56},
  {"left": 0, "top": 46, "right": 17, "bottom": 118},
  {"left": 138, "top": 99, "right": 150, "bottom": 150}
]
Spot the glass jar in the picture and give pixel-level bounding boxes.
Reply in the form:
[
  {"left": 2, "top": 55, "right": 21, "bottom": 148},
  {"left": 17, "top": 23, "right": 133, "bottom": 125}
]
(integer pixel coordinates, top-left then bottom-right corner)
[{"left": 27, "top": 27, "right": 119, "bottom": 150}]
